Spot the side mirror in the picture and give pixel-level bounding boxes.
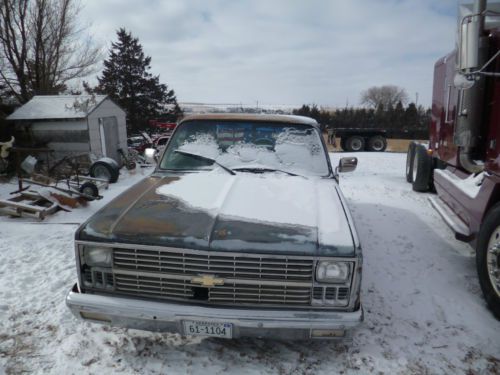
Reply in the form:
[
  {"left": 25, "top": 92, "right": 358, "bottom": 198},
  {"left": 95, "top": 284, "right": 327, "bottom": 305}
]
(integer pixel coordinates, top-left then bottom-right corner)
[
  {"left": 459, "top": 16, "right": 480, "bottom": 71},
  {"left": 338, "top": 157, "right": 357, "bottom": 173},
  {"left": 144, "top": 148, "right": 158, "bottom": 164}
]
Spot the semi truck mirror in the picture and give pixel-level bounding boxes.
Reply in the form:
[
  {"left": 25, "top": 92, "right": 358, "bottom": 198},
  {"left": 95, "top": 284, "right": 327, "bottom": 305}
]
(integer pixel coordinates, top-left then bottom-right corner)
[{"left": 459, "top": 17, "right": 481, "bottom": 71}]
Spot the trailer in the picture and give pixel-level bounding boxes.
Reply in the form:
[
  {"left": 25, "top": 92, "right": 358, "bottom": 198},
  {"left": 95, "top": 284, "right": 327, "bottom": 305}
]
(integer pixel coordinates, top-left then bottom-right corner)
[
  {"left": 334, "top": 128, "right": 388, "bottom": 152},
  {"left": 406, "top": 0, "right": 500, "bottom": 319}
]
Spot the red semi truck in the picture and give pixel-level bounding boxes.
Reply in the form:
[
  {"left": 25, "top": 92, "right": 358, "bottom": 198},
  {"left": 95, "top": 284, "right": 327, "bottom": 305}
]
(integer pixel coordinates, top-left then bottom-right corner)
[{"left": 406, "top": 0, "right": 500, "bottom": 319}]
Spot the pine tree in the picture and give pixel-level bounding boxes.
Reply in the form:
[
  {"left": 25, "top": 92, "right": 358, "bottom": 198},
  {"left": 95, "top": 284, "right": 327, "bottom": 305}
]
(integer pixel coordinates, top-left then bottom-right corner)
[{"left": 95, "top": 28, "right": 181, "bottom": 132}]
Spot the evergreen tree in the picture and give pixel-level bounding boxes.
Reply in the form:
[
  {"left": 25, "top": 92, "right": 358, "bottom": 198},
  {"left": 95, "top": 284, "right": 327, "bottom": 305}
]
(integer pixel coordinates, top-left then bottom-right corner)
[
  {"left": 403, "top": 103, "right": 419, "bottom": 130},
  {"left": 95, "top": 28, "right": 181, "bottom": 132}
]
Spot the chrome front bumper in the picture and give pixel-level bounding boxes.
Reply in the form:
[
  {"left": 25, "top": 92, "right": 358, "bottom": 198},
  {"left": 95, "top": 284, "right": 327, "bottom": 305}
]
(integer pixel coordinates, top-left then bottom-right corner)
[{"left": 66, "top": 285, "right": 363, "bottom": 340}]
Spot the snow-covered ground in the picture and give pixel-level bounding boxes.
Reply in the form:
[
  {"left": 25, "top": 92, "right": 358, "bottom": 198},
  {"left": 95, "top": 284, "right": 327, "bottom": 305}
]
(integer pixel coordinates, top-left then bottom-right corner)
[{"left": 0, "top": 153, "right": 499, "bottom": 374}]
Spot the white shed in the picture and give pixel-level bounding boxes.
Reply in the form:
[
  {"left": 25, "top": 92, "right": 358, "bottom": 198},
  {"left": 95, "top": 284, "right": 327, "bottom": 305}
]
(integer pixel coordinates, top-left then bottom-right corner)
[{"left": 7, "top": 95, "right": 128, "bottom": 165}]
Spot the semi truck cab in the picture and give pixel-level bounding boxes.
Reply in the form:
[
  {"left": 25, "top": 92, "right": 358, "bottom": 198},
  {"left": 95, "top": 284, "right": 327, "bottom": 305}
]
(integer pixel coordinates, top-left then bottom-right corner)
[{"left": 406, "top": 0, "right": 500, "bottom": 319}]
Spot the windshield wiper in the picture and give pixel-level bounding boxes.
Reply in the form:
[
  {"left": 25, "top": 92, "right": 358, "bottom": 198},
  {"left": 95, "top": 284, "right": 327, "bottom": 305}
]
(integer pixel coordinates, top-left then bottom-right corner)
[
  {"left": 174, "top": 150, "right": 235, "bottom": 175},
  {"left": 232, "top": 167, "right": 302, "bottom": 177}
]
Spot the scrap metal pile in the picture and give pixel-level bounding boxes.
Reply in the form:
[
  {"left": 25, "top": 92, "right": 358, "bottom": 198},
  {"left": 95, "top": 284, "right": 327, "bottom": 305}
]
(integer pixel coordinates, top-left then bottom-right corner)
[{"left": 0, "top": 140, "right": 122, "bottom": 220}]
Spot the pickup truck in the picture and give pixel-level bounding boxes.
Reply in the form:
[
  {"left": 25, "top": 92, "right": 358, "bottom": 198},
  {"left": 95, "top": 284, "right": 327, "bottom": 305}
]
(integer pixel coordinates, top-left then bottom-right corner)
[{"left": 66, "top": 113, "right": 363, "bottom": 340}]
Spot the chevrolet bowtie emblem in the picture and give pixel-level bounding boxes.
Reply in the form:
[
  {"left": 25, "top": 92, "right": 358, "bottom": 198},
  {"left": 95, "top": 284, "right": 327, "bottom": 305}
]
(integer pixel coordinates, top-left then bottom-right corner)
[{"left": 191, "top": 274, "right": 224, "bottom": 287}]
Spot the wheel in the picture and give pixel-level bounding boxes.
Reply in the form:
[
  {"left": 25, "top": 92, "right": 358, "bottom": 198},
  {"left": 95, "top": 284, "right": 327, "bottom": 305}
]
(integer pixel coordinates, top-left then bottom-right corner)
[
  {"left": 126, "top": 161, "right": 136, "bottom": 170},
  {"left": 89, "top": 159, "right": 119, "bottom": 183},
  {"left": 79, "top": 182, "right": 99, "bottom": 200},
  {"left": 406, "top": 142, "right": 416, "bottom": 183},
  {"left": 412, "top": 144, "right": 432, "bottom": 192},
  {"left": 345, "top": 136, "right": 365, "bottom": 152},
  {"left": 367, "top": 135, "right": 387, "bottom": 152},
  {"left": 476, "top": 204, "right": 500, "bottom": 319}
]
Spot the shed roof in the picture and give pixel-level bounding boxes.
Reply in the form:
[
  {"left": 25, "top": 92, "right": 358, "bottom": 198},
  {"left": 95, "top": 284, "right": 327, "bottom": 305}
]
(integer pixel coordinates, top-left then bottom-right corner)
[{"left": 7, "top": 95, "right": 109, "bottom": 120}]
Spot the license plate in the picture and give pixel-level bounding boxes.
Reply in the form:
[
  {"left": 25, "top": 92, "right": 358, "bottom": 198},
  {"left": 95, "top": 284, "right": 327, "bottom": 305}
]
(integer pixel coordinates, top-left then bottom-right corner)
[{"left": 182, "top": 320, "right": 232, "bottom": 338}]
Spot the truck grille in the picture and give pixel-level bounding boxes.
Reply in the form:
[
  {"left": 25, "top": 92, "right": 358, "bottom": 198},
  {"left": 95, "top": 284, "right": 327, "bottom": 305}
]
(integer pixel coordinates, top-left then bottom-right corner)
[
  {"left": 111, "top": 247, "right": 315, "bottom": 307},
  {"left": 113, "top": 247, "right": 314, "bottom": 281},
  {"left": 113, "top": 274, "right": 312, "bottom": 305}
]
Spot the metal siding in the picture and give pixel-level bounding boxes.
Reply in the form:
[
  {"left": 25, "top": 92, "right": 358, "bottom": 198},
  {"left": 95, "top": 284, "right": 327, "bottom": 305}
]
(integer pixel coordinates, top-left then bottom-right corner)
[
  {"left": 117, "top": 113, "right": 128, "bottom": 150},
  {"left": 31, "top": 120, "right": 87, "bottom": 131},
  {"left": 102, "top": 117, "right": 120, "bottom": 162},
  {"left": 88, "top": 99, "right": 127, "bottom": 159},
  {"left": 88, "top": 116, "right": 102, "bottom": 156}
]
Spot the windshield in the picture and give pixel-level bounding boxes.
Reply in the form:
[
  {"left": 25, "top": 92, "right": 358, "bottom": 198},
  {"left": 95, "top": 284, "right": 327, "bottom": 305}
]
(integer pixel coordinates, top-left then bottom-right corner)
[{"left": 159, "top": 120, "right": 330, "bottom": 177}]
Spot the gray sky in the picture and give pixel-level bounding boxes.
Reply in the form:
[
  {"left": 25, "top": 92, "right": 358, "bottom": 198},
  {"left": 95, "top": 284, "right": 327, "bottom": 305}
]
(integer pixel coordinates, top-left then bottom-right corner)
[{"left": 80, "top": 0, "right": 459, "bottom": 108}]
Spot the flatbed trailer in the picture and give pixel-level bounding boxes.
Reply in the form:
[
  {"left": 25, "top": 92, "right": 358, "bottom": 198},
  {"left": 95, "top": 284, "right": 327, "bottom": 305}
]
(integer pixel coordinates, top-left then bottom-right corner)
[{"left": 333, "top": 128, "right": 388, "bottom": 152}]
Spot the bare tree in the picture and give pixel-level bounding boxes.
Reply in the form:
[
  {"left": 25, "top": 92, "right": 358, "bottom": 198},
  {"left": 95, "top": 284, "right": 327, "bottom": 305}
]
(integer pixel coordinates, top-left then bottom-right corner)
[
  {"left": 360, "top": 85, "right": 409, "bottom": 109},
  {"left": 0, "top": 0, "right": 100, "bottom": 103}
]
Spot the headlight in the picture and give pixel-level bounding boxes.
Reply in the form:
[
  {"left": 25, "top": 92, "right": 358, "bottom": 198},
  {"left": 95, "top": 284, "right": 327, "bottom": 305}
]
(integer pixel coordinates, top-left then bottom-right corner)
[
  {"left": 84, "top": 246, "right": 112, "bottom": 267},
  {"left": 316, "top": 261, "right": 350, "bottom": 283}
]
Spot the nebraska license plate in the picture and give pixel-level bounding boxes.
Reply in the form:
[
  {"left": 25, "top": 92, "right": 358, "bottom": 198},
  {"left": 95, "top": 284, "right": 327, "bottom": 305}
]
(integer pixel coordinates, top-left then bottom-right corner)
[{"left": 182, "top": 320, "right": 233, "bottom": 338}]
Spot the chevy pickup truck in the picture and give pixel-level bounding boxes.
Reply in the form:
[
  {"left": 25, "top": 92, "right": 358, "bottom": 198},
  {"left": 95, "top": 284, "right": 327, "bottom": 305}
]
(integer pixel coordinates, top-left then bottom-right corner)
[{"left": 66, "top": 113, "right": 363, "bottom": 340}]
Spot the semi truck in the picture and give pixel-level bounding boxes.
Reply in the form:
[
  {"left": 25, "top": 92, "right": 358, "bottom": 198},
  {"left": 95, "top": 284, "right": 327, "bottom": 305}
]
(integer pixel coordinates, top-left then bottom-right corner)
[{"left": 406, "top": 0, "right": 500, "bottom": 318}]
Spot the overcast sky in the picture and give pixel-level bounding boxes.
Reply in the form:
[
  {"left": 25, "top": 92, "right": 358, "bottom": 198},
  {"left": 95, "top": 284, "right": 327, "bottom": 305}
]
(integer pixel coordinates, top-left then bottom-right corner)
[{"left": 80, "top": 0, "right": 460, "bottom": 108}]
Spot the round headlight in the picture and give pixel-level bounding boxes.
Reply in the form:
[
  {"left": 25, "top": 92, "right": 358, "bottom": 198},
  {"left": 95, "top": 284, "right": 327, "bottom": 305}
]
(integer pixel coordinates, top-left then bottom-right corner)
[
  {"left": 84, "top": 246, "right": 112, "bottom": 267},
  {"left": 316, "top": 261, "right": 350, "bottom": 283}
]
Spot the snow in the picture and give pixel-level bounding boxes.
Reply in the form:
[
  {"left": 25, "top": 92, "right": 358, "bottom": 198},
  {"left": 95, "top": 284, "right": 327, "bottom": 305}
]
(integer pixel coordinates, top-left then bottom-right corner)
[
  {"left": 1, "top": 153, "right": 499, "bottom": 374},
  {"left": 434, "top": 169, "right": 484, "bottom": 199},
  {"left": 155, "top": 169, "right": 352, "bottom": 250},
  {"left": 167, "top": 125, "right": 329, "bottom": 176},
  {"left": 6, "top": 95, "right": 107, "bottom": 120}
]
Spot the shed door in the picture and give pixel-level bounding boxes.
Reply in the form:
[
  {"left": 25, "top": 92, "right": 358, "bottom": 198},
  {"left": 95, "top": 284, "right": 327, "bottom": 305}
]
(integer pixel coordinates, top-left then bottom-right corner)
[{"left": 99, "top": 116, "right": 119, "bottom": 163}]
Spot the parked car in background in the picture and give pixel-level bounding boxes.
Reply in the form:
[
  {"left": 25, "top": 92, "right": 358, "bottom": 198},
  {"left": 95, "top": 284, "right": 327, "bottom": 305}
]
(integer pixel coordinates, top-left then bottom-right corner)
[
  {"left": 127, "top": 135, "right": 150, "bottom": 154},
  {"left": 66, "top": 113, "right": 363, "bottom": 340},
  {"left": 152, "top": 135, "right": 170, "bottom": 154}
]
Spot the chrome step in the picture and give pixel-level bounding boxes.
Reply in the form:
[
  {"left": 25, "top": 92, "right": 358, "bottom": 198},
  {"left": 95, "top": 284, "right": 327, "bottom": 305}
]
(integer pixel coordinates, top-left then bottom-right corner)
[{"left": 428, "top": 196, "right": 474, "bottom": 242}]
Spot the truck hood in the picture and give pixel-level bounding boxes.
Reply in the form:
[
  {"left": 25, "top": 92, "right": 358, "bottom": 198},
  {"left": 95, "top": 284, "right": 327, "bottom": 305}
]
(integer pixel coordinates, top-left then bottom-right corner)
[{"left": 78, "top": 170, "right": 355, "bottom": 256}]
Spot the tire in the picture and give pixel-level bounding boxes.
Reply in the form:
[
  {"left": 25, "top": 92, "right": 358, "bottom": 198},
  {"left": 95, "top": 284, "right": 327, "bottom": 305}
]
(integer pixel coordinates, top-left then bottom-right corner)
[
  {"left": 126, "top": 161, "right": 136, "bottom": 170},
  {"left": 345, "top": 136, "right": 365, "bottom": 152},
  {"left": 406, "top": 142, "right": 416, "bottom": 183},
  {"left": 89, "top": 159, "right": 119, "bottom": 183},
  {"left": 476, "top": 204, "right": 500, "bottom": 320},
  {"left": 79, "top": 182, "right": 99, "bottom": 200},
  {"left": 412, "top": 144, "right": 432, "bottom": 192},
  {"left": 367, "top": 135, "right": 387, "bottom": 152}
]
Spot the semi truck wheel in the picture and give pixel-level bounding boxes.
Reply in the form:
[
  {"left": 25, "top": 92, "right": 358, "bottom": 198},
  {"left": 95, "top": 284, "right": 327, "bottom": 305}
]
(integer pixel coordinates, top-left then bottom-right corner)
[
  {"left": 476, "top": 204, "right": 500, "bottom": 320},
  {"left": 367, "top": 135, "right": 387, "bottom": 152},
  {"left": 406, "top": 142, "right": 416, "bottom": 182},
  {"left": 345, "top": 136, "right": 365, "bottom": 152},
  {"left": 412, "top": 144, "right": 432, "bottom": 192}
]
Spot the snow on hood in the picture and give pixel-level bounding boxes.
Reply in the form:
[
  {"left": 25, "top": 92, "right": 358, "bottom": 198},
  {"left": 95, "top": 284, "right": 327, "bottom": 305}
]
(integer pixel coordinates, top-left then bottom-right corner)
[
  {"left": 154, "top": 170, "right": 353, "bottom": 252},
  {"left": 155, "top": 169, "right": 317, "bottom": 226},
  {"left": 78, "top": 172, "right": 355, "bottom": 256}
]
